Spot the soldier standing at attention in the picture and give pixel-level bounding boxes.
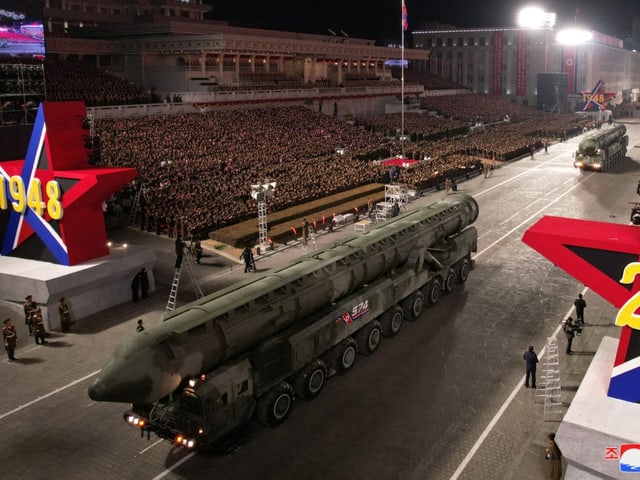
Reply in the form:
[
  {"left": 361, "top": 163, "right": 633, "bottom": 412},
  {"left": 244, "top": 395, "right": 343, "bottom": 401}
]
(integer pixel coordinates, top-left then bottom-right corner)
[
  {"left": 59, "top": 297, "right": 71, "bottom": 333},
  {"left": 3, "top": 318, "right": 17, "bottom": 362},
  {"left": 32, "top": 308, "right": 48, "bottom": 345},
  {"left": 23, "top": 294, "right": 37, "bottom": 336}
]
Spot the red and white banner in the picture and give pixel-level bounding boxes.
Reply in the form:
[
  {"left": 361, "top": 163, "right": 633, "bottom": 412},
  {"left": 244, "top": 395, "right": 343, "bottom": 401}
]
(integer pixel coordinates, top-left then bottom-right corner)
[
  {"left": 563, "top": 46, "right": 577, "bottom": 94},
  {"left": 515, "top": 31, "right": 527, "bottom": 97},
  {"left": 492, "top": 32, "right": 503, "bottom": 95}
]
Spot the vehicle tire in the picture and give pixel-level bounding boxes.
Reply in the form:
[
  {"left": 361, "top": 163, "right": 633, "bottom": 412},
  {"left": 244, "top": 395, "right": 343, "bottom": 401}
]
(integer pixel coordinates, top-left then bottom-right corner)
[
  {"left": 256, "top": 382, "right": 294, "bottom": 427},
  {"left": 458, "top": 258, "right": 471, "bottom": 283},
  {"left": 402, "top": 291, "right": 424, "bottom": 321},
  {"left": 293, "top": 359, "right": 328, "bottom": 400},
  {"left": 423, "top": 279, "right": 441, "bottom": 305},
  {"left": 381, "top": 305, "right": 403, "bottom": 337},
  {"left": 444, "top": 268, "right": 456, "bottom": 293},
  {"left": 355, "top": 320, "right": 382, "bottom": 355},
  {"left": 334, "top": 338, "right": 358, "bottom": 374}
]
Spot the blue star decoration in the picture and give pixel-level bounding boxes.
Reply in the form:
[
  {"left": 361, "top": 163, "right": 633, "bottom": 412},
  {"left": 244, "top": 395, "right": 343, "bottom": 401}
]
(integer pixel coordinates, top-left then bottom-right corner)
[{"left": 0, "top": 102, "right": 136, "bottom": 266}]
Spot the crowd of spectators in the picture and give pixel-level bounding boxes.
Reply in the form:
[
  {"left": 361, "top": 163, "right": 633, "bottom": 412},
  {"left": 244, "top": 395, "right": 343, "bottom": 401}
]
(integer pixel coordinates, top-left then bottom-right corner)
[
  {"left": 96, "top": 94, "right": 596, "bottom": 237},
  {"left": 44, "top": 57, "right": 153, "bottom": 106},
  {"left": 97, "top": 106, "right": 389, "bottom": 236}
]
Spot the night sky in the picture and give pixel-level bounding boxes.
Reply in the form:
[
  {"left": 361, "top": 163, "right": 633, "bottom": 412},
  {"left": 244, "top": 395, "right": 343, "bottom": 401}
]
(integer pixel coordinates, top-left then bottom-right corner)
[{"left": 206, "top": 1, "right": 640, "bottom": 44}]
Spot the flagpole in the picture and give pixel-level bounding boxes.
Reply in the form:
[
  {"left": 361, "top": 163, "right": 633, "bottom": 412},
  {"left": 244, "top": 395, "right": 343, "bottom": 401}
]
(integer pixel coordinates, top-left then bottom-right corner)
[{"left": 401, "top": 0, "right": 405, "bottom": 159}]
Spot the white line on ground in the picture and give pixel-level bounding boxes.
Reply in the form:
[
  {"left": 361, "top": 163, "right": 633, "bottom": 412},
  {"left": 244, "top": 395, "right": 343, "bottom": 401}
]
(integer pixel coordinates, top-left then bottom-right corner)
[
  {"left": 0, "top": 370, "right": 100, "bottom": 421},
  {"left": 151, "top": 452, "right": 196, "bottom": 480},
  {"left": 138, "top": 439, "right": 163, "bottom": 455}
]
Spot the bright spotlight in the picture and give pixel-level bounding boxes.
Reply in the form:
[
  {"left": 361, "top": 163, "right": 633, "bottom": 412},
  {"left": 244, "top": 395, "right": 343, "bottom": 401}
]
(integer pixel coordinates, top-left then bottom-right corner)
[
  {"left": 517, "top": 7, "right": 544, "bottom": 28},
  {"left": 556, "top": 28, "right": 593, "bottom": 45},
  {"left": 517, "top": 7, "right": 556, "bottom": 28}
]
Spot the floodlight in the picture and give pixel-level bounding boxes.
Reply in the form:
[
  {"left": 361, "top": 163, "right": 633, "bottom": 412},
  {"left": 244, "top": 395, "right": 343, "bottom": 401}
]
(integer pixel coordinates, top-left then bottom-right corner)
[
  {"left": 556, "top": 28, "right": 593, "bottom": 45},
  {"left": 517, "top": 6, "right": 556, "bottom": 29}
]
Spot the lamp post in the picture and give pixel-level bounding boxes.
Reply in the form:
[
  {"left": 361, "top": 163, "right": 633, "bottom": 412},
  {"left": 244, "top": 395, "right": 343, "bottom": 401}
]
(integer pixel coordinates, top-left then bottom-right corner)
[{"left": 250, "top": 181, "right": 277, "bottom": 251}]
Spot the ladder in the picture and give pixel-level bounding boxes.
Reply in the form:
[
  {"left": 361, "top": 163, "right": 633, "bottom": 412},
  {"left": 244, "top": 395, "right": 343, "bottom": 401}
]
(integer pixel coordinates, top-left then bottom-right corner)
[
  {"left": 165, "top": 248, "right": 204, "bottom": 312},
  {"left": 536, "top": 337, "right": 563, "bottom": 420},
  {"left": 128, "top": 185, "right": 143, "bottom": 227}
]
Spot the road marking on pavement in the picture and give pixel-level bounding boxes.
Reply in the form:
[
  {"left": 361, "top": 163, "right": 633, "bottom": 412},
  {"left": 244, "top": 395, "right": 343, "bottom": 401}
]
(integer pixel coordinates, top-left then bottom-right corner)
[
  {"left": 138, "top": 439, "right": 163, "bottom": 455},
  {"left": 151, "top": 452, "right": 196, "bottom": 480},
  {"left": 474, "top": 177, "right": 591, "bottom": 260},
  {"left": 0, "top": 370, "right": 100, "bottom": 421},
  {"left": 449, "top": 289, "right": 589, "bottom": 480}
]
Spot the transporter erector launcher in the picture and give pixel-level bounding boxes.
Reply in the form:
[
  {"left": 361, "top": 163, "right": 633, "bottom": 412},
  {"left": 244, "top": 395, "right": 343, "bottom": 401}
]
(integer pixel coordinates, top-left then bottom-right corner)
[{"left": 89, "top": 192, "right": 479, "bottom": 449}]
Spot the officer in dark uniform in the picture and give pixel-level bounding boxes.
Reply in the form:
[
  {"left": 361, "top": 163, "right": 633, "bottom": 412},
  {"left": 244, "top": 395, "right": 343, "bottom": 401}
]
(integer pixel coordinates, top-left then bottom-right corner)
[
  {"left": 59, "top": 297, "right": 71, "bottom": 332},
  {"left": 32, "top": 308, "right": 48, "bottom": 345},
  {"left": 23, "top": 295, "right": 37, "bottom": 336},
  {"left": 3, "top": 318, "right": 17, "bottom": 362}
]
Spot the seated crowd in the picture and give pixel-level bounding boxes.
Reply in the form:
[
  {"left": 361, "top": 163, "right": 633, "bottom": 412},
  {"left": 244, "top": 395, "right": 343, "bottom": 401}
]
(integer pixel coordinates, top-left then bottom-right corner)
[{"left": 97, "top": 96, "right": 589, "bottom": 238}]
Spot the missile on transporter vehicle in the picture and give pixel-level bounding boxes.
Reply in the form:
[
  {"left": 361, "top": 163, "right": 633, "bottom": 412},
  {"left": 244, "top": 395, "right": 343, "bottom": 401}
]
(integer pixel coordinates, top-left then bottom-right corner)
[{"left": 89, "top": 193, "right": 479, "bottom": 449}]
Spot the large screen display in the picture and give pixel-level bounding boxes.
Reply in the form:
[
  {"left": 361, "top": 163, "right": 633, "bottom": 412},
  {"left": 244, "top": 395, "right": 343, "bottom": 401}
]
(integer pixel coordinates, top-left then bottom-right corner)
[{"left": 0, "top": 0, "right": 45, "bottom": 60}]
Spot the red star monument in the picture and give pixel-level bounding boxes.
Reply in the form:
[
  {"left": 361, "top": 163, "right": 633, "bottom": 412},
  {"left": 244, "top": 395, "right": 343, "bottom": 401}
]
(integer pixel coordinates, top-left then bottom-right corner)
[{"left": 0, "top": 102, "right": 137, "bottom": 265}]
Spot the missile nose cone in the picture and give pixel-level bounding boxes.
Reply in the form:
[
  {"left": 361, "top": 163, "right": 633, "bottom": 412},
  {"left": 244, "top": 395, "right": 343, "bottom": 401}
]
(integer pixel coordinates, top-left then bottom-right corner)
[{"left": 87, "top": 377, "right": 109, "bottom": 402}]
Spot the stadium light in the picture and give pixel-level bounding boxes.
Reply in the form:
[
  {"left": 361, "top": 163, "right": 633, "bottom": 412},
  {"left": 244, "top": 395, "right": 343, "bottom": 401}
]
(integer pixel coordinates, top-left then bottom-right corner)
[
  {"left": 517, "top": 6, "right": 556, "bottom": 29},
  {"left": 556, "top": 28, "right": 593, "bottom": 45}
]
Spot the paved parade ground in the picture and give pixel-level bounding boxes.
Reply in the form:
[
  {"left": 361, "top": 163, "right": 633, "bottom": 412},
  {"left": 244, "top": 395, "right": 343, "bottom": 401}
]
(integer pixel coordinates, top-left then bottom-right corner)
[{"left": 2, "top": 121, "right": 639, "bottom": 479}]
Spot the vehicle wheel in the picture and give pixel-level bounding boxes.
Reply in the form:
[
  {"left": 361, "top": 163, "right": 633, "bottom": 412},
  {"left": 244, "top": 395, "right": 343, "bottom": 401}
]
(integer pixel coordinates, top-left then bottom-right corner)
[
  {"left": 381, "top": 305, "right": 403, "bottom": 337},
  {"left": 458, "top": 258, "right": 471, "bottom": 283},
  {"left": 256, "top": 382, "right": 294, "bottom": 427},
  {"left": 355, "top": 320, "right": 382, "bottom": 355},
  {"left": 333, "top": 338, "right": 358, "bottom": 374},
  {"left": 423, "top": 279, "right": 441, "bottom": 305},
  {"left": 402, "top": 291, "right": 424, "bottom": 321},
  {"left": 444, "top": 268, "right": 456, "bottom": 293},
  {"left": 293, "top": 359, "right": 328, "bottom": 400}
]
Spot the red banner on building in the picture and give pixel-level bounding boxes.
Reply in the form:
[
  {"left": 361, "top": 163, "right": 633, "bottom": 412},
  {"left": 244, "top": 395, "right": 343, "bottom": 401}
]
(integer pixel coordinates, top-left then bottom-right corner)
[
  {"left": 492, "top": 31, "right": 503, "bottom": 95},
  {"left": 515, "top": 31, "right": 527, "bottom": 97},
  {"left": 564, "top": 46, "right": 577, "bottom": 94}
]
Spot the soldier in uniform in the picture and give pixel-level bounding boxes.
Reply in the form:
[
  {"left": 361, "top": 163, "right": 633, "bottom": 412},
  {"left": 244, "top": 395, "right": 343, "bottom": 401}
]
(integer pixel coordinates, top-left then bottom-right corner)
[
  {"left": 23, "top": 295, "right": 37, "bottom": 336},
  {"left": 32, "top": 308, "right": 48, "bottom": 345},
  {"left": 3, "top": 318, "right": 17, "bottom": 362},
  {"left": 59, "top": 297, "right": 71, "bottom": 333}
]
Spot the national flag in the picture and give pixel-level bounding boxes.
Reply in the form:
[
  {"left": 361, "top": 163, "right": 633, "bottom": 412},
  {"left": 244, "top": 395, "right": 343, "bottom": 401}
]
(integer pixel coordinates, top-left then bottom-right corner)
[{"left": 402, "top": 0, "right": 408, "bottom": 31}]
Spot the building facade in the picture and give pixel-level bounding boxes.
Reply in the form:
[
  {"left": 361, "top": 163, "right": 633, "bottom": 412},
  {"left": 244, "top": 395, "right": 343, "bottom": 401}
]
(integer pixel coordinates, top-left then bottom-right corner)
[{"left": 412, "top": 25, "right": 640, "bottom": 110}]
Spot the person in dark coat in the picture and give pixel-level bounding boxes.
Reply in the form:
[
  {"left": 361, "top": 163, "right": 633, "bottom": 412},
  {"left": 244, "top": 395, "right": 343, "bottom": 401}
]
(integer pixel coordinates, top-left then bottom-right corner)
[
  {"left": 240, "top": 246, "right": 253, "bottom": 273},
  {"left": 545, "top": 432, "right": 562, "bottom": 480},
  {"left": 139, "top": 268, "right": 149, "bottom": 299},
  {"left": 574, "top": 293, "right": 586, "bottom": 325},
  {"left": 175, "top": 235, "right": 185, "bottom": 268},
  {"left": 523, "top": 345, "right": 539, "bottom": 388},
  {"left": 131, "top": 271, "right": 141, "bottom": 303},
  {"left": 564, "top": 317, "right": 576, "bottom": 354},
  {"left": 3, "top": 318, "right": 17, "bottom": 362}
]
